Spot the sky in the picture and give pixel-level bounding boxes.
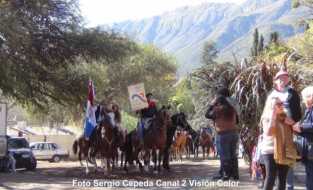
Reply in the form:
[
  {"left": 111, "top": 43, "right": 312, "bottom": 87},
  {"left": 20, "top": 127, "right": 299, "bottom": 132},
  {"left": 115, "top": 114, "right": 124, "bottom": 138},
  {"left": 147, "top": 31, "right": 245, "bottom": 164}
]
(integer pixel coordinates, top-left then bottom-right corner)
[{"left": 79, "top": 0, "right": 246, "bottom": 27}]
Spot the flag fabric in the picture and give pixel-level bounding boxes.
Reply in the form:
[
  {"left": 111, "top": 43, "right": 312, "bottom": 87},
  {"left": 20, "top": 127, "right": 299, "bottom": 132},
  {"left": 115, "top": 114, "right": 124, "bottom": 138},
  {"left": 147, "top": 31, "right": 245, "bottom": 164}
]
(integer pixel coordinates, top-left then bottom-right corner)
[{"left": 84, "top": 80, "right": 97, "bottom": 138}]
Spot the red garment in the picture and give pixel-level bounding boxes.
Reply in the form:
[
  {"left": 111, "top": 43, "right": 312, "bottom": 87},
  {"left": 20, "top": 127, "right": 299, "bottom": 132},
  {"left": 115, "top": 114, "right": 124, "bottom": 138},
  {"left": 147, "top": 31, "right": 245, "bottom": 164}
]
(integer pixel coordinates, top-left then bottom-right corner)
[{"left": 148, "top": 100, "right": 156, "bottom": 108}]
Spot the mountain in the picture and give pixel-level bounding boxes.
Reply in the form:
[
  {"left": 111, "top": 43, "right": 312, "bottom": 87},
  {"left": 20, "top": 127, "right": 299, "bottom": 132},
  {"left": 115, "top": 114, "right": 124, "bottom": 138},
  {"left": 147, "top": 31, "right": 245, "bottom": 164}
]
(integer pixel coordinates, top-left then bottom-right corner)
[{"left": 106, "top": 0, "right": 311, "bottom": 76}]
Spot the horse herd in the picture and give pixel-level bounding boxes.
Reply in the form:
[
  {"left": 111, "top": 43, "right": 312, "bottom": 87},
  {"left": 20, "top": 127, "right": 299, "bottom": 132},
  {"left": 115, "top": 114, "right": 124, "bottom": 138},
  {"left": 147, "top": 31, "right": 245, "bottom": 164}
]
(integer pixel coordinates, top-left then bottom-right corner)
[{"left": 72, "top": 107, "right": 215, "bottom": 175}]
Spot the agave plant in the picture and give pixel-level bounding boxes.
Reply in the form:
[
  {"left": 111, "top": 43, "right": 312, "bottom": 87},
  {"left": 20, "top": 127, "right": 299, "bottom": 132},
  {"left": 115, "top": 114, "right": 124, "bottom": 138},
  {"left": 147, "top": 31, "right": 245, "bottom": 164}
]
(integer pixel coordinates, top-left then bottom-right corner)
[{"left": 191, "top": 53, "right": 313, "bottom": 163}]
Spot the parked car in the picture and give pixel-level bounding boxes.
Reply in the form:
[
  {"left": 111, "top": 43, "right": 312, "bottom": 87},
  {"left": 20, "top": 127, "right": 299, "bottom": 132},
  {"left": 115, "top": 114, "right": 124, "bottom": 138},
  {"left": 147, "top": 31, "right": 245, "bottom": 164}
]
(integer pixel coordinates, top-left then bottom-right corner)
[
  {"left": 7, "top": 137, "right": 37, "bottom": 171},
  {"left": 30, "top": 142, "right": 69, "bottom": 162}
]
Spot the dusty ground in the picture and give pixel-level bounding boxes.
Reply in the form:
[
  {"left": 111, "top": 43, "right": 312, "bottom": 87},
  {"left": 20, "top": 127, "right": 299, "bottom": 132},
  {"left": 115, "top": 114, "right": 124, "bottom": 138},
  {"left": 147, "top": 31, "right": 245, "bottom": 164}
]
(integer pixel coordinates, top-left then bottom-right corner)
[{"left": 0, "top": 158, "right": 306, "bottom": 190}]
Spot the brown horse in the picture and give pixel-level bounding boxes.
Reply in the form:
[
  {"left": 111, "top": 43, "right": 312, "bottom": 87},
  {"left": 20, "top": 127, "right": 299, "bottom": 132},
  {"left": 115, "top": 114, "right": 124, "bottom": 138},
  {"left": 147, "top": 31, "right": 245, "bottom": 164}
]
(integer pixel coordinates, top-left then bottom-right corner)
[
  {"left": 72, "top": 113, "right": 119, "bottom": 174},
  {"left": 199, "top": 128, "right": 214, "bottom": 159},
  {"left": 173, "top": 130, "right": 188, "bottom": 162},
  {"left": 123, "top": 106, "right": 171, "bottom": 173},
  {"left": 185, "top": 133, "right": 193, "bottom": 159},
  {"left": 143, "top": 106, "right": 171, "bottom": 172},
  {"left": 72, "top": 125, "right": 102, "bottom": 174}
]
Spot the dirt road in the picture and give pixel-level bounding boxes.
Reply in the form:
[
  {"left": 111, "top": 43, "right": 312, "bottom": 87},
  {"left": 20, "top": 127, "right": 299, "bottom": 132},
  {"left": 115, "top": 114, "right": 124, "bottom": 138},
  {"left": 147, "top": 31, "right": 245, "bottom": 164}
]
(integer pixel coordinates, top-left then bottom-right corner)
[{"left": 0, "top": 158, "right": 305, "bottom": 190}]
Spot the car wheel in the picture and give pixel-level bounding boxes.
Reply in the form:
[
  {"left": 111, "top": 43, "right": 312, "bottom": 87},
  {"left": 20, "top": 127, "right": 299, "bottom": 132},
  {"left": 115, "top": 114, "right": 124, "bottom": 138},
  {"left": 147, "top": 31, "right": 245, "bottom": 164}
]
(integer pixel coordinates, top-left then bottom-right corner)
[
  {"left": 52, "top": 155, "right": 61, "bottom": 163},
  {"left": 26, "top": 157, "right": 37, "bottom": 171}
]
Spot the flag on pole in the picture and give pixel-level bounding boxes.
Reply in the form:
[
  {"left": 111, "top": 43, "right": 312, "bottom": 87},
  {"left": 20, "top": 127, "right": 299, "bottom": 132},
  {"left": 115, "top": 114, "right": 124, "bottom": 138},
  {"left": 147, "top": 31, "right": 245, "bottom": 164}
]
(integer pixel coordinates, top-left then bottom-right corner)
[{"left": 84, "top": 80, "right": 97, "bottom": 138}]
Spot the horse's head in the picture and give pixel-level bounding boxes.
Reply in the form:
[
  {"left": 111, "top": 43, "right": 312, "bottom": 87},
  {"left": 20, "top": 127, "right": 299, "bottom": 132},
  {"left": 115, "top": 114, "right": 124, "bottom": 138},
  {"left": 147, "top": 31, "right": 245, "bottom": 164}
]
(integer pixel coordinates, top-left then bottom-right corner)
[
  {"left": 155, "top": 105, "right": 171, "bottom": 128},
  {"left": 171, "top": 112, "right": 191, "bottom": 131},
  {"left": 99, "top": 115, "right": 114, "bottom": 140}
]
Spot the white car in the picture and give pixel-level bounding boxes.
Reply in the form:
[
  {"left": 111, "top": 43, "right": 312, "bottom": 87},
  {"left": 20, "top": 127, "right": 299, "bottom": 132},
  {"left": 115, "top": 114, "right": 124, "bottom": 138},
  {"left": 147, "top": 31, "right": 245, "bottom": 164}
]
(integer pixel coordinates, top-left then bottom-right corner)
[{"left": 30, "top": 142, "right": 69, "bottom": 162}]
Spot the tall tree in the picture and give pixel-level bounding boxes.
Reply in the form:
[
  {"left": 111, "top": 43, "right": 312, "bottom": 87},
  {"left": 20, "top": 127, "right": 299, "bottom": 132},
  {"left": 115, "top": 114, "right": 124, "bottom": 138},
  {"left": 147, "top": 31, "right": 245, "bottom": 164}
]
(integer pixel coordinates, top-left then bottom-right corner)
[
  {"left": 258, "top": 35, "right": 264, "bottom": 53},
  {"left": 251, "top": 28, "right": 259, "bottom": 57},
  {"left": 270, "top": 32, "right": 279, "bottom": 44},
  {"left": 0, "top": 0, "right": 136, "bottom": 109},
  {"left": 201, "top": 41, "right": 218, "bottom": 66}
]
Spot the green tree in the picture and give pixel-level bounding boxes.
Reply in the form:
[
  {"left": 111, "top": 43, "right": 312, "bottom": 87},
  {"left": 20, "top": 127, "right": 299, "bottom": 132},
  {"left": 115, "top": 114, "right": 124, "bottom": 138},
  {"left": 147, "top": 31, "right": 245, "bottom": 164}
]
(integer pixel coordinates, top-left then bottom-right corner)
[
  {"left": 201, "top": 41, "right": 218, "bottom": 65},
  {"left": 251, "top": 28, "right": 259, "bottom": 57},
  {"left": 270, "top": 32, "right": 279, "bottom": 44},
  {"left": 169, "top": 78, "right": 195, "bottom": 115},
  {"left": 0, "top": 0, "right": 136, "bottom": 109},
  {"left": 258, "top": 35, "right": 264, "bottom": 53},
  {"left": 292, "top": 0, "right": 313, "bottom": 8},
  {"left": 25, "top": 44, "right": 177, "bottom": 124}
]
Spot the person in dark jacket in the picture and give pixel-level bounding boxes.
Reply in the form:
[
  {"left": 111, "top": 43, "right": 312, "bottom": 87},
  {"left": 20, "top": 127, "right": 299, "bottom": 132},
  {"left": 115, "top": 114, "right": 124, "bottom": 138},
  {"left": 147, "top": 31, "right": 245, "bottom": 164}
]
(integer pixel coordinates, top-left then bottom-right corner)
[
  {"left": 292, "top": 86, "right": 313, "bottom": 190},
  {"left": 137, "top": 93, "right": 158, "bottom": 144},
  {"left": 206, "top": 87, "right": 239, "bottom": 180}
]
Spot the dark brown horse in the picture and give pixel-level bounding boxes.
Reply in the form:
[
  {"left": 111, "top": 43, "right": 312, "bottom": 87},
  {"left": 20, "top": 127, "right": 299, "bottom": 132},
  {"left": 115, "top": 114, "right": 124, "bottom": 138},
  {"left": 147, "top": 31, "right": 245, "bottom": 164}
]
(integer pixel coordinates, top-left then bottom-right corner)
[
  {"left": 163, "top": 112, "right": 195, "bottom": 170},
  {"left": 123, "top": 106, "right": 171, "bottom": 173},
  {"left": 94, "top": 115, "right": 118, "bottom": 174}
]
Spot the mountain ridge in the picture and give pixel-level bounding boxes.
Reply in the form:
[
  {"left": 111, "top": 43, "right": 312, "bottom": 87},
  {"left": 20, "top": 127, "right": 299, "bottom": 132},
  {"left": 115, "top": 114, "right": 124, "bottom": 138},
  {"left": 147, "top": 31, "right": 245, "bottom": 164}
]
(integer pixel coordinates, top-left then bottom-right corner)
[{"left": 105, "top": 0, "right": 310, "bottom": 75}]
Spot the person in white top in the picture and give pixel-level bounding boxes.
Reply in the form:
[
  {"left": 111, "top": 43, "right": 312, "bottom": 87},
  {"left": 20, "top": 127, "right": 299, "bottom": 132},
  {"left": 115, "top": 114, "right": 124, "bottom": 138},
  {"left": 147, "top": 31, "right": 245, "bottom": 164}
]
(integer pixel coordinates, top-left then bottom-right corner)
[{"left": 259, "top": 70, "right": 302, "bottom": 190}]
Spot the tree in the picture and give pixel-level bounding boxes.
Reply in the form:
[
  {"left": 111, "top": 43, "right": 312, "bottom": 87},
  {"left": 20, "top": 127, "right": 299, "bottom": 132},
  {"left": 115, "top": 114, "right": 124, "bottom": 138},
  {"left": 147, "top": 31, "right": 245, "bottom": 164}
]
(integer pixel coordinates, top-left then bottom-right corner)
[
  {"left": 0, "top": 0, "right": 137, "bottom": 109},
  {"left": 201, "top": 41, "right": 218, "bottom": 65},
  {"left": 258, "top": 35, "right": 264, "bottom": 53},
  {"left": 270, "top": 32, "right": 279, "bottom": 44},
  {"left": 104, "top": 44, "right": 177, "bottom": 112},
  {"left": 25, "top": 44, "right": 177, "bottom": 124},
  {"left": 292, "top": 0, "right": 313, "bottom": 8},
  {"left": 251, "top": 28, "right": 259, "bottom": 57}
]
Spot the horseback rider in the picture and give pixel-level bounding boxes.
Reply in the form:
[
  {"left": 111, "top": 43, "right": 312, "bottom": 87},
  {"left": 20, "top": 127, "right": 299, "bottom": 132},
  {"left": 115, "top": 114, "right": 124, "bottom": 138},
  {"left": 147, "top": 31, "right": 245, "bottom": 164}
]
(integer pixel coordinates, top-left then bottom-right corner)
[
  {"left": 104, "top": 102, "right": 121, "bottom": 143},
  {"left": 137, "top": 92, "right": 158, "bottom": 145}
]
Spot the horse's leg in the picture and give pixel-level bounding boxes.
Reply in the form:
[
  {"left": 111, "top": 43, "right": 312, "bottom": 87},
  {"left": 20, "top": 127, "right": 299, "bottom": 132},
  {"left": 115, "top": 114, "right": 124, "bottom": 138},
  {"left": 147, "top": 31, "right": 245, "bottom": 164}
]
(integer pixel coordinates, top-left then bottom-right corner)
[
  {"left": 112, "top": 155, "right": 116, "bottom": 171},
  {"left": 85, "top": 158, "right": 90, "bottom": 174},
  {"left": 101, "top": 157, "right": 106, "bottom": 172},
  {"left": 194, "top": 144, "right": 199, "bottom": 158},
  {"left": 180, "top": 146, "right": 184, "bottom": 162},
  {"left": 79, "top": 150, "right": 84, "bottom": 167},
  {"left": 107, "top": 158, "right": 112, "bottom": 173},
  {"left": 185, "top": 144, "right": 189, "bottom": 158},
  {"left": 157, "top": 149, "right": 162, "bottom": 172},
  {"left": 203, "top": 146, "right": 205, "bottom": 159},
  {"left": 143, "top": 149, "right": 151, "bottom": 172},
  {"left": 134, "top": 149, "right": 144, "bottom": 173},
  {"left": 152, "top": 149, "right": 157, "bottom": 171}
]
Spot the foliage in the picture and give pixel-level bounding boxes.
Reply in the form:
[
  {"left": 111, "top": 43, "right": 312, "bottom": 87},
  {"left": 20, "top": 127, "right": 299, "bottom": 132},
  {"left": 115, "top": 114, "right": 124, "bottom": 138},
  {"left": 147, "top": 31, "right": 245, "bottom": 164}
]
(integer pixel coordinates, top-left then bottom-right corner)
[
  {"left": 168, "top": 78, "right": 195, "bottom": 115},
  {"left": 288, "top": 21, "right": 313, "bottom": 64},
  {"left": 251, "top": 29, "right": 266, "bottom": 57},
  {"left": 270, "top": 32, "right": 279, "bottom": 44},
  {"left": 292, "top": 0, "right": 313, "bottom": 8},
  {"left": 104, "top": 44, "right": 177, "bottom": 113},
  {"left": 251, "top": 28, "right": 259, "bottom": 57},
  {"left": 0, "top": 0, "right": 137, "bottom": 109},
  {"left": 192, "top": 31, "right": 313, "bottom": 162},
  {"left": 24, "top": 44, "right": 177, "bottom": 125},
  {"left": 258, "top": 35, "right": 264, "bottom": 53},
  {"left": 121, "top": 111, "right": 138, "bottom": 132},
  {"left": 201, "top": 41, "right": 218, "bottom": 65}
]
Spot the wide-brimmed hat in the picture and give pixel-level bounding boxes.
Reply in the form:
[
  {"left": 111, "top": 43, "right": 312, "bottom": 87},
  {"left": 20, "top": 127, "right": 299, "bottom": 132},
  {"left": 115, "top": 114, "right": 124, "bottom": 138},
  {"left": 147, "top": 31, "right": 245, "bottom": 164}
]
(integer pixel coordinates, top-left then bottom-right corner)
[{"left": 274, "top": 70, "right": 289, "bottom": 80}]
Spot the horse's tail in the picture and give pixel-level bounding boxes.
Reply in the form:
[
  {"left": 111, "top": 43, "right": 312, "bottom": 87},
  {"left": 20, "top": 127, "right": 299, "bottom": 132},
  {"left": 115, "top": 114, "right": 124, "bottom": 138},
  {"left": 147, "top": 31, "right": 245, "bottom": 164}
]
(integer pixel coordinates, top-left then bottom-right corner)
[{"left": 73, "top": 139, "right": 78, "bottom": 155}]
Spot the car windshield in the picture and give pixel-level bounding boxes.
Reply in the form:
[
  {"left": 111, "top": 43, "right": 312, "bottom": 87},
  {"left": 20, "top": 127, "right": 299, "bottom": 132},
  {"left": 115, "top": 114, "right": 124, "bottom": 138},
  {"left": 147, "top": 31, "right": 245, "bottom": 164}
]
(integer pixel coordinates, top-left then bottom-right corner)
[{"left": 8, "top": 138, "right": 29, "bottom": 149}]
